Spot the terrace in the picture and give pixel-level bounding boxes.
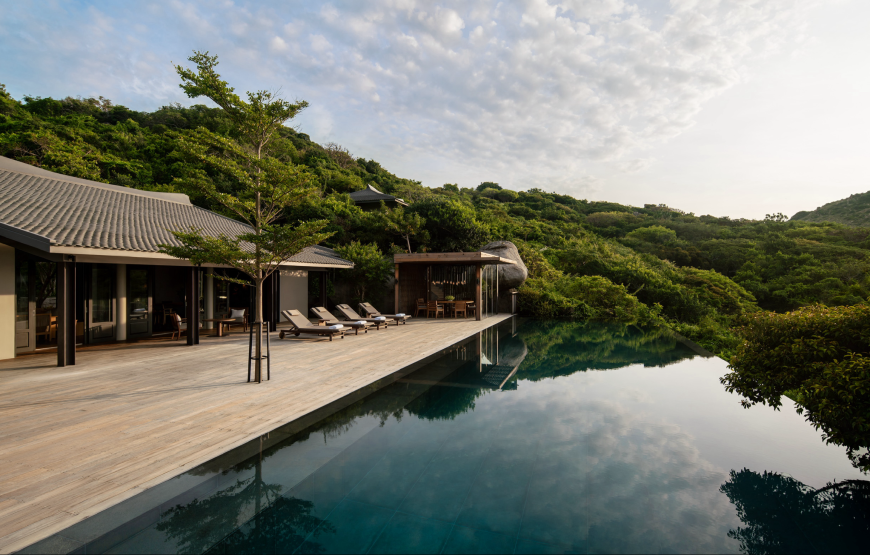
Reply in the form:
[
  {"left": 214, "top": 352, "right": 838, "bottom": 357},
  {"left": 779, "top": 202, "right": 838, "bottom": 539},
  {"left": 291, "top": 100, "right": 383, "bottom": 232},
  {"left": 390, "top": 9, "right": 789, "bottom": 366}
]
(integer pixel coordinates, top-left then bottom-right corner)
[{"left": 0, "top": 315, "right": 512, "bottom": 553}]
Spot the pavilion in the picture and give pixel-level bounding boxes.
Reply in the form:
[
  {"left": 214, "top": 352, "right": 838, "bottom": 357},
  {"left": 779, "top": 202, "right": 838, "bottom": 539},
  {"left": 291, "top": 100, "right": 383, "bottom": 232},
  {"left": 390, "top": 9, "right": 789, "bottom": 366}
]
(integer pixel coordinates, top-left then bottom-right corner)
[{"left": 393, "top": 252, "right": 516, "bottom": 320}]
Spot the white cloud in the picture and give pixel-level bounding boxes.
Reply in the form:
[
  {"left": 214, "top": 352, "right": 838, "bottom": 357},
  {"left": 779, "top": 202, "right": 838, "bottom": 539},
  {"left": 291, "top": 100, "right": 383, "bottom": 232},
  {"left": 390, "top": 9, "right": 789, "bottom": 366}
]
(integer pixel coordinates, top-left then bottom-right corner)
[{"left": 0, "top": 0, "right": 826, "bottom": 204}]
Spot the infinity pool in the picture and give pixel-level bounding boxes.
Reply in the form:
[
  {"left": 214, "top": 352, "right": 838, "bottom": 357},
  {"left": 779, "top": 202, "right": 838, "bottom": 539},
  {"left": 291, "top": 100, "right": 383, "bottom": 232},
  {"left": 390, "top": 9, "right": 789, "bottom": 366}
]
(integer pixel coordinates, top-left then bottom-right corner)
[{"left": 27, "top": 318, "right": 869, "bottom": 553}]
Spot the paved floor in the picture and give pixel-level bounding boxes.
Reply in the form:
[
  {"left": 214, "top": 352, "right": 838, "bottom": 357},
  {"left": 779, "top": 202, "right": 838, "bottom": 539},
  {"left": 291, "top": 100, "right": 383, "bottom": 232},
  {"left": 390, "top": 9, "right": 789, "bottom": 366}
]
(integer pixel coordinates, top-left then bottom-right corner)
[{"left": 0, "top": 315, "right": 511, "bottom": 553}]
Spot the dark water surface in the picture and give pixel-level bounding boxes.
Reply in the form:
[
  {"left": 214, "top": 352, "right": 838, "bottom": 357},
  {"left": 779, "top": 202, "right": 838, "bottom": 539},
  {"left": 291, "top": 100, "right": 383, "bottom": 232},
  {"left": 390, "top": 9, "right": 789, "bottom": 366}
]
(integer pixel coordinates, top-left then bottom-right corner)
[{"left": 26, "top": 318, "right": 869, "bottom": 554}]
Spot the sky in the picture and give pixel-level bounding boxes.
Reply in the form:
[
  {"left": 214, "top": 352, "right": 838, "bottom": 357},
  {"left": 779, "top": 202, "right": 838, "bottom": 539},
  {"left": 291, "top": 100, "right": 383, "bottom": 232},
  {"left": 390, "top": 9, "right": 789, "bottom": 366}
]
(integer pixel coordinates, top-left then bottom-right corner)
[{"left": 1, "top": 0, "right": 868, "bottom": 219}]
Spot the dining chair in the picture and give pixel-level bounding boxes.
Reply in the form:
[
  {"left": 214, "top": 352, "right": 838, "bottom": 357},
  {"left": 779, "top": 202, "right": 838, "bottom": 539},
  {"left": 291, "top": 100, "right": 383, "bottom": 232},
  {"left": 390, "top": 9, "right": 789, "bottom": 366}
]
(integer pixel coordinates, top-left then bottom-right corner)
[
  {"left": 415, "top": 298, "right": 428, "bottom": 317},
  {"left": 426, "top": 301, "right": 444, "bottom": 318},
  {"left": 454, "top": 301, "right": 468, "bottom": 318},
  {"left": 161, "top": 303, "right": 175, "bottom": 326}
]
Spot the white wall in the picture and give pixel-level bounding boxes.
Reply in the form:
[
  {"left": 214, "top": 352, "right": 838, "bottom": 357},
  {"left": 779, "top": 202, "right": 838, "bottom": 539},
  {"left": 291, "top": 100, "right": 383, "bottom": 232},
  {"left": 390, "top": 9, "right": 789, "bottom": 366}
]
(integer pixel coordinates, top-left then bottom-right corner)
[
  {"left": 279, "top": 269, "right": 307, "bottom": 321},
  {"left": 204, "top": 268, "right": 214, "bottom": 329},
  {"left": 0, "top": 245, "right": 15, "bottom": 360}
]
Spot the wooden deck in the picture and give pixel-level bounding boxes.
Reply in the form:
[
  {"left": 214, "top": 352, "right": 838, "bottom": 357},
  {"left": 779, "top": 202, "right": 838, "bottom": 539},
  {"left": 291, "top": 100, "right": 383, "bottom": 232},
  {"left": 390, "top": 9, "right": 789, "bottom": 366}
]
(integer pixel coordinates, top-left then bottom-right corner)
[{"left": 0, "top": 315, "right": 511, "bottom": 553}]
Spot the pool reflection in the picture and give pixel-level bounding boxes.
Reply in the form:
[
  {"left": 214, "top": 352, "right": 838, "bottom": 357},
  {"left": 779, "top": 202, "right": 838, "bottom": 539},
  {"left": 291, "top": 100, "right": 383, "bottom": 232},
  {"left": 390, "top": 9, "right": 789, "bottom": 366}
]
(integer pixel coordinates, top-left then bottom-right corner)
[{"left": 38, "top": 318, "right": 870, "bottom": 554}]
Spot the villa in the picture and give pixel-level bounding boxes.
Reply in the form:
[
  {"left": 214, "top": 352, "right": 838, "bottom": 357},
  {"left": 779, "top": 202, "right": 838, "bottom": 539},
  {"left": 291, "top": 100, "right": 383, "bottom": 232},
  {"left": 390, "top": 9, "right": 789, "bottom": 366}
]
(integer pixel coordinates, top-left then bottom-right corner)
[
  {"left": 0, "top": 155, "right": 866, "bottom": 553},
  {"left": 0, "top": 155, "right": 354, "bottom": 366}
]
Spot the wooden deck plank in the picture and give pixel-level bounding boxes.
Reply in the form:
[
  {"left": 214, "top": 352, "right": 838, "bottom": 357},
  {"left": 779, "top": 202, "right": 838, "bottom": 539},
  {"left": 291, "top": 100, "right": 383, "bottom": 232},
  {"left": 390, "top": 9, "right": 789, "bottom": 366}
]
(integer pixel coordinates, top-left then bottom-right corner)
[{"left": 0, "top": 315, "right": 510, "bottom": 553}]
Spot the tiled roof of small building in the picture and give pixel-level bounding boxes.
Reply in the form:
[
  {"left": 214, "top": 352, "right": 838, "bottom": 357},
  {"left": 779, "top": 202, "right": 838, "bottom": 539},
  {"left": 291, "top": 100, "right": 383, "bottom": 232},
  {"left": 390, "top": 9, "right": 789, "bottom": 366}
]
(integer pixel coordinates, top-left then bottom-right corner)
[{"left": 0, "top": 156, "right": 351, "bottom": 266}]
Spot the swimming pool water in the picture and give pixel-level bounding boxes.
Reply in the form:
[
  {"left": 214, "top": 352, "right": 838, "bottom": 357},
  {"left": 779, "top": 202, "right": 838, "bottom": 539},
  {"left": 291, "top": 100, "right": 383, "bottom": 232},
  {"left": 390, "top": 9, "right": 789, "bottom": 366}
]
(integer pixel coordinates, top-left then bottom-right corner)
[{"left": 27, "top": 318, "right": 869, "bottom": 554}]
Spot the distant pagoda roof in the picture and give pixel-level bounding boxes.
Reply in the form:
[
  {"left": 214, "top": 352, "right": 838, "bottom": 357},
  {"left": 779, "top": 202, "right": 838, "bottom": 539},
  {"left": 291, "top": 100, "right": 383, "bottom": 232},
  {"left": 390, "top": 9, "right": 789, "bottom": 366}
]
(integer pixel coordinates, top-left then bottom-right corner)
[{"left": 348, "top": 184, "right": 408, "bottom": 207}]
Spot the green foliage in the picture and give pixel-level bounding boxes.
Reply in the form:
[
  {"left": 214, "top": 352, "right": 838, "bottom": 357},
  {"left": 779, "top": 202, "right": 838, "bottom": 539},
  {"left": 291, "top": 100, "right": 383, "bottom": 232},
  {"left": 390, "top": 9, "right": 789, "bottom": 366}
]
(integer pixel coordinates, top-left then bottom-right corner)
[
  {"left": 333, "top": 241, "right": 393, "bottom": 304},
  {"left": 722, "top": 304, "right": 870, "bottom": 470},
  {"left": 515, "top": 243, "right": 661, "bottom": 324},
  {"left": 409, "top": 197, "right": 490, "bottom": 252}
]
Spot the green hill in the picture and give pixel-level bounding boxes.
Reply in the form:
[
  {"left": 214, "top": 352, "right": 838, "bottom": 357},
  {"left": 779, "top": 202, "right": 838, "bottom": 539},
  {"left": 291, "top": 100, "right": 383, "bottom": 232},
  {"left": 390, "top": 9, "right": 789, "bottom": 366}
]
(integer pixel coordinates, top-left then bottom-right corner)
[
  {"left": 792, "top": 191, "right": 870, "bottom": 226},
  {"left": 5, "top": 83, "right": 870, "bottom": 359}
]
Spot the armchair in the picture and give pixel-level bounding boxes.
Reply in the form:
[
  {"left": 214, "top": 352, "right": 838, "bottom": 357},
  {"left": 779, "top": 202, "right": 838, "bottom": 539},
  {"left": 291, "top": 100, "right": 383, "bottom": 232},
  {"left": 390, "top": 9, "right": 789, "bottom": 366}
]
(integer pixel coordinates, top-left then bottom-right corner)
[{"left": 226, "top": 307, "right": 249, "bottom": 332}]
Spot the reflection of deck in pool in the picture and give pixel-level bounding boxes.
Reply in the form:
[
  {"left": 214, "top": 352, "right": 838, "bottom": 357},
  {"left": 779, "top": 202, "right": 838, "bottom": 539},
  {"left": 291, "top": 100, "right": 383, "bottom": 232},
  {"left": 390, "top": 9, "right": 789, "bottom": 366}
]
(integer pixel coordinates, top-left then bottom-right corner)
[{"left": 0, "top": 315, "right": 512, "bottom": 553}]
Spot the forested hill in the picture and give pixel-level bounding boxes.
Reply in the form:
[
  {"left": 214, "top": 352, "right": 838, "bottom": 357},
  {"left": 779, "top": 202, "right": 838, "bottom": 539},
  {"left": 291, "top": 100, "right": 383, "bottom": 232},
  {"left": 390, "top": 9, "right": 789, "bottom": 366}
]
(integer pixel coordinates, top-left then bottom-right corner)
[
  {"left": 791, "top": 191, "right": 870, "bottom": 227},
  {"left": 4, "top": 86, "right": 870, "bottom": 359}
]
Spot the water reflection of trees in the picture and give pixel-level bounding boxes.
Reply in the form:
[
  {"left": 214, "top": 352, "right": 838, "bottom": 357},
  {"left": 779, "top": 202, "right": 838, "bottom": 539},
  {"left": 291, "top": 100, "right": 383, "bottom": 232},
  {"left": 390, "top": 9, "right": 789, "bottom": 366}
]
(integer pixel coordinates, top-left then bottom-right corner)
[
  {"left": 405, "top": 369, "right": 484, "bottom": 421},
  {"left": 720, "top": 469, "right": 870, "bottom": 554},
  {"left": 515, "top": 320, "right": 698, "bottom": 381},
  {"left": 157, "top": 457, "right": 333, "bottom": 554}
]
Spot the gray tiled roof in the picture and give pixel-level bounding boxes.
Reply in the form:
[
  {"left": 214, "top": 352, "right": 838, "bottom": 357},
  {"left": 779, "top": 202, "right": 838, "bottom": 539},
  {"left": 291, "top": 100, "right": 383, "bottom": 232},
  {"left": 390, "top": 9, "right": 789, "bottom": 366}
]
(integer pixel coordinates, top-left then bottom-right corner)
[
  {"left": 348, "top": 184, "right": 406, "bottom": 204},
  {"left": 0, "top": 156, "right": 352, "bottom": 267},
  {"left": 291, "top": 245, "right": 353, "bottom": 266}
]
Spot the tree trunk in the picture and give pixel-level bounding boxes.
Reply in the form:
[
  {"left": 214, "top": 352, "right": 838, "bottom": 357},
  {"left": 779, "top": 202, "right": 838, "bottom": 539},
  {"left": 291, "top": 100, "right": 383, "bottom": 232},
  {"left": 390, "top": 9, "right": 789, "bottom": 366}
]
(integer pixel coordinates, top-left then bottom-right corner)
[{"left": 254, "top": 179, "right": 263, "bottom": 383}]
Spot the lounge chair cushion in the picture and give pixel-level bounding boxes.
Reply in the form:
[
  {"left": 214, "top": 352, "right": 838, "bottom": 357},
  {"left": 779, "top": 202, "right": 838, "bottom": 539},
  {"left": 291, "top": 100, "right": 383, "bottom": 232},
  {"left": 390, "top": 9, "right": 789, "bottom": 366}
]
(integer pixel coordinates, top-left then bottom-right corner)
[
  {"left": 374, "top": 316, "right": 386, "bottom": 321},
  {"left": 356, "top": 321, "right": 367, "bottom": 325},
  {"left": 395, "top": 313, "right": 406, "bottom": 317},
  {"left": 328, "top": 324, "right": 344, "bottom": 330},
  {"left": 230, "top": 309, "right": 245, "bottom": 319}
]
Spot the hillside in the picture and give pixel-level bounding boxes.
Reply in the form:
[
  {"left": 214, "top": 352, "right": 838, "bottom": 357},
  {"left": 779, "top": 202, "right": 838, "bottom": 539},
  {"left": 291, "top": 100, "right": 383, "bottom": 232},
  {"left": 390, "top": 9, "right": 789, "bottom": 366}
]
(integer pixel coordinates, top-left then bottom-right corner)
[
  {"left": 792, "top": 191, "right": 870, "bottom": 227},
  {"left": 4, "top": 85, "right": 870, "bottom": 359}
]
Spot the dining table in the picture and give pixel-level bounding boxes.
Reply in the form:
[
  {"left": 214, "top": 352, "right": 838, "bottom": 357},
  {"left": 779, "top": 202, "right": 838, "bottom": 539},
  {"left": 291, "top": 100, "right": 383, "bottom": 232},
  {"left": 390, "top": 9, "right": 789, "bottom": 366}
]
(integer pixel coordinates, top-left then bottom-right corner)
[
  {"left": 435, "top": 300, "right": 474, "bottom": 318},
  {"left": 201, "top": 318, "right": 237, "bottom": 337}
]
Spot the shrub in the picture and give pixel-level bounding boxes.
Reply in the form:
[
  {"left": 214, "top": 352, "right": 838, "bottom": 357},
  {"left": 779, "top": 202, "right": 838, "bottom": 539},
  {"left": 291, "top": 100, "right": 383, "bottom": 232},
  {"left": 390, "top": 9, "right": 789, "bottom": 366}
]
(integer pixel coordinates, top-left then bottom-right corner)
[{"left": 625, "top": 225, "right": 678, "bottom": 244}]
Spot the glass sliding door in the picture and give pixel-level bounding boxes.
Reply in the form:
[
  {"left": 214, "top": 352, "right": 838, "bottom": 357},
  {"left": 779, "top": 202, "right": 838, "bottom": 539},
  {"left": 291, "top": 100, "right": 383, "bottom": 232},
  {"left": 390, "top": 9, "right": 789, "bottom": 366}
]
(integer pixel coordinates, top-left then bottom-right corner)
[
  {"left": 128, "top": 266, "right": 152, "bottom": 338},
  {"left": 88, "top": 264, "right": 115, "bottom": 342},
  {"left": 34, "top": 261, "right": 57, "bottom": 347},
  {"left": 214, "top": 277, "right": 229, "bottom": 319},
  {"left": 480, "top": 264, "right": 499, "bottom": 318},
  {"left": 14, "top": 256, "right": 31, "bottom": 351},
  {"left": 15, "top": 254, "right": 58, "bottom": 353}
]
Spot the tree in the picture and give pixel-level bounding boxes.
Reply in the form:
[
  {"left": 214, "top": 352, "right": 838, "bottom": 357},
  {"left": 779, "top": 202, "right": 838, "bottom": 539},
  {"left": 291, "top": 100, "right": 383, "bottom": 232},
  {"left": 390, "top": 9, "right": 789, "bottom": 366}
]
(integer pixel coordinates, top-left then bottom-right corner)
[
  {"left": 333, "top": 242, "right": 393, "bottom": 304},
  {"left": 160, "top": 51, "right": 331, "bottom": 382},
  {"left": 323, "top": 142, "right": 357, "bottom": 169},
  {"left": 382, "top": 207, "right": 428, "bottom": 253}
]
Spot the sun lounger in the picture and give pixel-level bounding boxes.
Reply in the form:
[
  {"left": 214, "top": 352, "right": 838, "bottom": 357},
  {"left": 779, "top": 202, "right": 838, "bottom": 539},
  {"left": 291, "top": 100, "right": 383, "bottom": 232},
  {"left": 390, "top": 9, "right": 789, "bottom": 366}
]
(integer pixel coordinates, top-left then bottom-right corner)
[
  {"left": 310, "top": 307, "right": 375, "bottom": 334},
  {"left": 358, "top": 302, "right": 411, "bottom": 324},
  {"left": 334, "top": 304, "right": 396, "bottom": 328},
  {"left": 279, "top": 310, "right": 345, "bottom": 341}
]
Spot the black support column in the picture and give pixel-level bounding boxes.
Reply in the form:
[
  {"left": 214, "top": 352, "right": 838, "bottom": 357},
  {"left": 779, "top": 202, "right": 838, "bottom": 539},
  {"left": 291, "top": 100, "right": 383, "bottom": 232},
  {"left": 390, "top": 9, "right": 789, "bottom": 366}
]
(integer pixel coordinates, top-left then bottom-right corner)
[
  {"left": 319, "top": 271, "right": 327, "bottom": 308},
  {"left": 57, "top": 257, "right": 76, "bottom": 367},
  {"left": 263, "top": 272, "right": 278, "bottom": 332},
  {"left": 186, "top": 267, "right": 200, "bottom": 345}
]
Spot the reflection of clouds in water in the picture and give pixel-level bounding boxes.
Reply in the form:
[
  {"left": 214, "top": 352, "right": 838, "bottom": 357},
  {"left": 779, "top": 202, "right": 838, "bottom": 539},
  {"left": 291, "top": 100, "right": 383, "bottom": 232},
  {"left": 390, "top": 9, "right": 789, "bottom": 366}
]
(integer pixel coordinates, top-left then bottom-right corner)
[{"left": 490, "top": 383, "right": 740, "bottom": 551}]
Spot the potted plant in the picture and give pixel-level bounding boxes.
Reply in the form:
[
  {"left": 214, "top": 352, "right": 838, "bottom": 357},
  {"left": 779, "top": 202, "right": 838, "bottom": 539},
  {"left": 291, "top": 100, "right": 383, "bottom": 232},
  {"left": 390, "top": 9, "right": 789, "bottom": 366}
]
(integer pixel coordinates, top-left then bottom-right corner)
[{"left": 445, "top": 295, "right": 455, "bottom": 301}]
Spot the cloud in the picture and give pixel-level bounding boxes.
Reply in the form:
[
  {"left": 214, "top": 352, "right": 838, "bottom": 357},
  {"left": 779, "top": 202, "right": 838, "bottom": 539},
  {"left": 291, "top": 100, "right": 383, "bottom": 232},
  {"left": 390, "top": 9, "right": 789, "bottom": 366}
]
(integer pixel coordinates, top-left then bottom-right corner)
[
  {"left": 0, "top": 0, "right": 817, "bottom": 191},
  {"left": 470, "top": 382, "right": 741, "bottom": 552},
  {"left": 617, "top": 157, "right": 656, "bottom": 173}
]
